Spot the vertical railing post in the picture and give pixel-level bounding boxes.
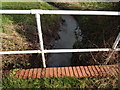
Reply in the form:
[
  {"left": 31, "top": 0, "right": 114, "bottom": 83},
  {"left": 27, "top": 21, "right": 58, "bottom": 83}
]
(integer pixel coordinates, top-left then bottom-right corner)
[
  {"left": 105, "top": 32, "right": 120, "bottom": 64},
  {"left": 112, "top": 32, "right": 120, "bottom": 49},
  {"left": 35, "top": 13, "right": 46, "bottom": 68}
]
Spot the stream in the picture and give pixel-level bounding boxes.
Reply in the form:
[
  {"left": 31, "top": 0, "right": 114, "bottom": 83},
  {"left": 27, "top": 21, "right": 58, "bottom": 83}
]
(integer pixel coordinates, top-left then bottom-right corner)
[{"left": 47, "top": 15, "right": 82, "bottom": 67}]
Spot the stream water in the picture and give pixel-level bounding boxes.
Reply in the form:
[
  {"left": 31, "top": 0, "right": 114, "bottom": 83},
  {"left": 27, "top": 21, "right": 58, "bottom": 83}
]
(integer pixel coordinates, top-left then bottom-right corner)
[{"left": 47, "top": 15, "right": 82, "bottom": 67}]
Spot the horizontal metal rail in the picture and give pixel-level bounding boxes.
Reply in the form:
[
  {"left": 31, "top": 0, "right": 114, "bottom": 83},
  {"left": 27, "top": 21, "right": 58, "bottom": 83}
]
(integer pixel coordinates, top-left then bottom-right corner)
[
  {"left": 0, "top": 50, "right": 41, "bottom": 55},
  {"left": 1, "top": 9, "right": 120, "bottom": 67},
  {"left": 31, "top": 10, "right": 119, "bottom": 15},
  {"left": 43, "top": 48, "right": 120, "bottom": 53},
  {"left": 0, "top": 10, "right": 119, "bottom": 15},
  {"left": 0, "top": 48, "right": 120, "bottom": 55}
]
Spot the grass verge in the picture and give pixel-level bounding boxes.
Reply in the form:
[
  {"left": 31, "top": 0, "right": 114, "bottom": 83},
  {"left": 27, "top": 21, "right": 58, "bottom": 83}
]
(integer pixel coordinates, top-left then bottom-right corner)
[{"left": 2, "top": 70, "right": 119, "bottom": 88}]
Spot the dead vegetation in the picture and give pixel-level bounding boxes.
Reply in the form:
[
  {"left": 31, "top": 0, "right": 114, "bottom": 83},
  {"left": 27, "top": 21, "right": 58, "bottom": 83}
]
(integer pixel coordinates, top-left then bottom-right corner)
[{"left": 72, "top": 16, "right": 120, "bottom": 66}]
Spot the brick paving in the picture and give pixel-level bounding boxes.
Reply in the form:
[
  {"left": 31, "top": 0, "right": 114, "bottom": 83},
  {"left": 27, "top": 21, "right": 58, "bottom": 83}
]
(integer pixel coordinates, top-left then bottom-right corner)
[{"left": 15, "top": 64, "right": 119, "bottom": 79}]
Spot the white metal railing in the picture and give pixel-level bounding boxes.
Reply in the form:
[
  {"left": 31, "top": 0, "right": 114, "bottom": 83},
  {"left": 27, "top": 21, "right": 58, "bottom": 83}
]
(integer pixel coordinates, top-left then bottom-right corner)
[
  {"left": 0, "top": 10, "right": 119, "bottom": 15},
  {"left": 0, "top": 10, "right": 120, "bottom": 68}
]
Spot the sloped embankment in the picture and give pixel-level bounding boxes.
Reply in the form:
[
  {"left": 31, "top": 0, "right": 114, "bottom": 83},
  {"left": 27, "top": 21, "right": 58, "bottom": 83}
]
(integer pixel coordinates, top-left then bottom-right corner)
[
  {"left": 1, "top": 2, "right": 61, "bottom": 69},
  {"left": 49, "top": 2, "right": 120, "bottom": 66}
]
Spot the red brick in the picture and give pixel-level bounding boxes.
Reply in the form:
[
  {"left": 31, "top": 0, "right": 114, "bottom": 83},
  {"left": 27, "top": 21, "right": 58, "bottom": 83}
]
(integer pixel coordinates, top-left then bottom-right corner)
[
  {"left": 36, "top": 68, "right": 42, "bottom": 78},
  {"left": 14, "top": 64, "right": 119, "bottom": 79},
  {"left": 72, "top": 67, "right": 79, "bottom": 78},
  {"left": 68, "top": 67, "right": 74, "bottom": 77},
  {"left": 109, "top": 66, "right": 118, "bottom": 76},
  {"left": 95, "top": 65, "right": 102, "bottom": 77},
  {"left": 41, "top": 68, "right": 46, "bottom": 78},
  {"left": 109, "top": 65, "right": 117, "bottom": 76},
  {"left": 87, "top": 66, "right": 95, "bottom": 77},
  {"left": 45, "top": 68, "right": 50, "bottom": 78},
  {"left": 84, "top": 66, "right": 91, "bottom": 77},
  {"left": 106, "top": 65, "right": 114, "bottom": 76},
  {"left": 23, "top": 69, "right": 30, "bottom": 79},
  {"left": 49, "top": 68, "right": 54, "bottom": 77},
  {"left": 64, "top": 67, "right": 70, "bottom": 77},
  {"left": 32, "top": 68, "right": 38, "bottom": 78},
  {"left": 98, "top": 65, "right": 107, "bottom": 77},
  {"left": 76, "top": 66, "right": 83, "bottom": 77},
  {"left": 111, "top": 65, "right": 119, "bottom": 75},
  {"left": 115, "top": 65, "right": 120, "bottom": 74},
  {"left": 53, "top": 67, "right": 58, "bottom": 77},
  {"left": 28, "top": 69, "right": 33, "bottom": 78},
  {"left": 80, "top": 66, "right": 87, "bottom": 77},
  {"left": 57, "top": 67, "right": 62, "bottom": 77},
  {"left": 102, "top": 65, "right": 111, "bottom": 76},
  {"left": 61, "top": 67, "right": 66, "bottom": 77},
  {"left": 112, "top": 65, "right": 120, "bottom": 75},
  {"left": 91, "top": 65, "right": 99, "bottom": 76},
  {"left": 104, "top": 65, "right": 113, "bottom": 76}
]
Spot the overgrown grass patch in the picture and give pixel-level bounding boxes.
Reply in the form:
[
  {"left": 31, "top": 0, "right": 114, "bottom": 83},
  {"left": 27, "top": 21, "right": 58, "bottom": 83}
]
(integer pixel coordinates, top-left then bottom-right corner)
[
  {"left": 72, "top": 15, "right": 119, "bottom": 65},
  {"left": 54, "top": 2, "right": 119, "bottom": 65},
  {"left": 1, "top": 2, "right": 61, "bottom": 69},
  {"left": 51, "top": 2, "right": 118, "bottom": 10}
]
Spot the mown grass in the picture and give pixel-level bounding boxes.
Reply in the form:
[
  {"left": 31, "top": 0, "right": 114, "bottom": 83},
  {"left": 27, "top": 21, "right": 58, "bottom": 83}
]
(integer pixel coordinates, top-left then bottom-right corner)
[
  {"left": 2, "top": 71, "right": 119, "bottom": 88},
  {"left": 2, "top": 2, "right": 59, "bottom": 27}
]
